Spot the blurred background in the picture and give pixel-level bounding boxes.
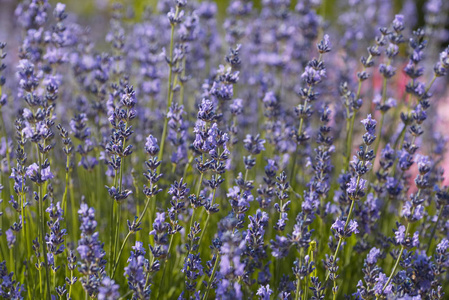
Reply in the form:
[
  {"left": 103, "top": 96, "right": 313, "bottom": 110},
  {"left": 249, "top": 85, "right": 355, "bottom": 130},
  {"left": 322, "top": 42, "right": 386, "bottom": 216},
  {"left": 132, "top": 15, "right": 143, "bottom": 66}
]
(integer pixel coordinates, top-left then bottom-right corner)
[{"left": 0, "top": 0, "right": 445, "bottom": 31}]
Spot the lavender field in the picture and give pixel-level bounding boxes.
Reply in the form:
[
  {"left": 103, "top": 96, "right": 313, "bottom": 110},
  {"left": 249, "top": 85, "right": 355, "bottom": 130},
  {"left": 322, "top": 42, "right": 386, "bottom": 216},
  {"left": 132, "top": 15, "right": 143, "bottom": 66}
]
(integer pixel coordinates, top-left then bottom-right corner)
[{"left": 0, "top": 0, "right": 448, "bottom": 299}]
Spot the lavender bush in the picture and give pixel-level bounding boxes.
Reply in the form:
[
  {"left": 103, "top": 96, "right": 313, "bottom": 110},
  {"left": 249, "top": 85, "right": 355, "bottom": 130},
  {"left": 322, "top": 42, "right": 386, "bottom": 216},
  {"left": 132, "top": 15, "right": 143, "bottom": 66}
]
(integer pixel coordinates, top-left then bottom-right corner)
[{"left": 0, "top": 0, "right": 448, "bottom": 299}]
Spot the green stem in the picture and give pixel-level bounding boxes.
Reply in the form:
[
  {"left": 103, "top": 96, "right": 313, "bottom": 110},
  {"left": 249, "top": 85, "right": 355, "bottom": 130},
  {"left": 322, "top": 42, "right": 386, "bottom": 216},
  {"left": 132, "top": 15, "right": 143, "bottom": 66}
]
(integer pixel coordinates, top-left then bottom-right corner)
[
  {"left": 157, "top": 234, "right": 175, "bottom": 299},
  {"left": 345, "top": 113, "right": 356, "bottom": 171},
  {"left": 179, "top": 56, "right": 187, "bottom": 105},
  {"left": 202, "top": 253, "right": 220, "bottom": 300},
  {"left": 427, "top": 208, "right": 443, "bottom": 254},
  {"left": 113, "top": 202, "right": 122, "bottom": 271},
  {"left": 112, "top": 193, "right": 154, "bottom": 279},
  {"left": 62, "top": 155, "right": 71, "bottom": 215},
  {"left": 157, "top": 6, "right": 180, "bottom": 175},
  {"left": 198, "top": 188, "right": 217, "bottom": 246},
  {"left": 36, "top": 145, "right": 51, "bottom": 300},
  {"left": 295, "top": 275, "right": 301, "bottom": 300},
  {"left": 373, "top": 112, "right": 385, "bottom": 160},
  {"left": 325, "top": 196, "right": 356, "bottom": 283},
  {"left": 111, "top": 231, "right": 132, "bottom": 279},
  {"left": 376, "top": 224, "right": 410, "bottom": 300}
]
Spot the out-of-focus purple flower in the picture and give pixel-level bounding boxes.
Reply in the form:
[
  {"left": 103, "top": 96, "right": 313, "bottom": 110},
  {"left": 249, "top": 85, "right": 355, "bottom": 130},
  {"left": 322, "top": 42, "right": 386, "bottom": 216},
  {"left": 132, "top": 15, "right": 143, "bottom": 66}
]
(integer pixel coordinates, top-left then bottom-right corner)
[
  {"left": 77, "top": 203, "right": 106, "bottom": 297},
  {"left": 402, "top": 201, "right": 424, "bottom": 222},
  {"left": 317, "top": 34, "right": 331, "bottom": 53},
  {"left": 412, "top": 232, "right": 420, "bottom": 248},
  {"left": 331, "top": 219, "right": 345, "bottom": 232},
  {"left": 243, "top": 134, "right": 265, "bottom": 155},
  {"left": 348, "top": 220, "right": 359, "bottom": 234},
  {"left": 145, "top": 135, "right": 159, "bottom": 156},
  {"left": 437, "top": 239, "right": 449, "bottom": 252},
  {"left": 392, "top": 14, "right": 404, "bottom": 31},
  {"left": 415, "top": 155, "right": 431, "bottom": 175},
  {"left": 395, "top": 225, "right": 406, "bottom": 244},
  {"left": 374, "top": 272, "right": 392, "bottom": 296},
  {"left": 271, "top": 235, "right": 289, "bottom": 258},
  {"left": 230, "top": 98, "right": 243, "bottom": 115},
  {"left": 98, "top": 277, "right": 120, "bottom": 300},
  {"left": 332, "top": 218, "right": 358, "bottom": 237},
  {"left": 346, "top": 177, "right": 367, "bottom": 195},
  {"left": 256, "top": 284, "right": 273, "bottom": 300},
  {"left": 301, "top": 65, "right": 325, "bottom": 85},
  {"left": 366, "top": 247, "right": 381, "bottom": 265},
  {"left": 125, "top": 242, "right": 150, "bottom": 299},
  {"left": 6, "top": 229, "right": 15, "bottom": 248},
  {"left": 150, "top": 212, "right": 168, "bottom": 236},
  {"left": 25, "top": 163, "right": 39, "bottom": 178},
  {"left": 41, "top": 166, "right": 54, "bottom": 181},
  {"left": 361, "top": 114, "right": 377, "bottom": 135},
  {"left": 0, "top": 261, "right": 24, "bottom": 298}
]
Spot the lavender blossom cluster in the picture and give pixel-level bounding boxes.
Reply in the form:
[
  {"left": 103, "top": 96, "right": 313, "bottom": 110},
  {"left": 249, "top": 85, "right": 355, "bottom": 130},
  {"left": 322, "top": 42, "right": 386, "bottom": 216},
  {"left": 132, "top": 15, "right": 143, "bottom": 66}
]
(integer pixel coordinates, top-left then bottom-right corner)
[{"left": 0, "top": 0, "right": 448, "bottom": 299}]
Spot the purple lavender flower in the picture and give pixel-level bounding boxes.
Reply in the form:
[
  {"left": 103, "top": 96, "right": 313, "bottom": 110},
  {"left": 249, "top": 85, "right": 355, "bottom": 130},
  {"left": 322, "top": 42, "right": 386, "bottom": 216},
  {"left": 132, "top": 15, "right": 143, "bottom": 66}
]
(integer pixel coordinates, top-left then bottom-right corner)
[
  {"left": 98, "top": 277, "right": 120, "bottom": 300},
  {"left": 392, "top": 14, "right": 404, "bottom": 31},
  {"left": 361, "top": 114, "right": 377, "bottom": 135},
  {"left": 402, "top": 201, "right": 424, "bottom": 222},
  {"left": 301, "top": 65, "right": 325, "bottom": 85},
  {"left": 412, "top": 232, "right": 420, "bottom": 248},
  {"left": 243, "top": 134, "right": 265, "bottom": 155},
  {"left": 415, "top": 154, "right": 431, "bottom": 175},
  {"left": 5, "top": 229, "right": 15, "bottom": 248},
  {"left": 331, "top": 219, "right": 345, "bottom": 233},
  {"left": 366, "top": 247, "right": 381, "bottom": 265},
  {"left": 271, "top": 235, "right": 289, "bottom": 258},
  {"left": 77, "top": 203, "right": 106, "bottom": 297},
  {"left": 145, "top": 135, "right": 160, "bottom": 156},
  {"left": 256, "top": 284, "right": 273, "bottom": 300},
  {"left": 395, "top": 225, "right": 406, "bottom": 244},
  {"left": 149, "top": 212, "right": 169, "bottom": 260},
  {"left": 317, "top": 34, "right": 332, "bottom": 53},
  {"left": 437, "top": 239, "right": 449, "bottom": 252},
  {"left": 41, "top": 166, "right": 54, "bottom": 181},
  {"left": 348, "top": 220, "right": 359, "bottom": 234},
  {"left": 346, "top": 177, "right": 367, "bottom": 195},
  {"left": 125, "top": 242, "right": 150, "bottom": 299},
  {"left": 25, "top": 163, "right": 39, "bottom": 178},
  {"left": 0, "top": 262, "right": 24, "bottom": 298},
  {"left": 374, "top": 272, "right": 392, "bottom": 297},
  {"left": 332, "top": 218, "right": 359, "bottom": 237}
]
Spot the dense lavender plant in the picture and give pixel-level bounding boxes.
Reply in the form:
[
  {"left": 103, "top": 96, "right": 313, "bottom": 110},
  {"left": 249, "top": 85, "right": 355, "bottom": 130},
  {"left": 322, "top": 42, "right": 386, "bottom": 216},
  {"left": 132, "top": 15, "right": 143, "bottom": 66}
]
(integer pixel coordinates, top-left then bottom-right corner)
[{"left": 0, "top": 1, "right": 448, "bottom": 299}]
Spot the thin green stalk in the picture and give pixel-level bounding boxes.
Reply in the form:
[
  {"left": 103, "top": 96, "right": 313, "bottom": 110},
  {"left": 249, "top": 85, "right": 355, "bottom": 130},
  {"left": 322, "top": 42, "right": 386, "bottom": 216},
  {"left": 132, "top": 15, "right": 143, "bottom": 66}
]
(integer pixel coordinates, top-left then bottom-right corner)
[
  {"left": 68, "top": 269, "right": 74, "bottom": 299},
  {"left": 68, "top": 171, "right": 77, "bottom": 239},
  {"left": 392, "top": 76, "right": 437, "bottom": 175},
  {"left": 376, "top": 223, "right": 410, "bottom": 300},
  {"left": 325, "top": 195, "right": 357, "bottom": 283},
  {"left": 332, "top": 279, "right": 337, "bottom": 300},
  {"left": 158, "top": 6, "right": 180, "bottom": 175},
  {"left": 39, "top": 268, "right": 42, "bottom": 297},
  {"left": 244, "top": 168, "right": 249, "bottom": 182},
  {"left": 113, "top": 202, "right": 122, "bottom": 271},
  {"left": 344, "top": 113, "right": 356, "bottom": 171},
  {"left": 111, "top": 230, "right": 132, "bottom": 279},
  {"left": 109, "top": 169, "right": 118, "bottom": 272},
  {"left": 9, "top": 247, "right": 13, "bottom": 274},
  {"left": 36, "top": 146, "right": 51, "bottom": 300},
  {"left": 295, "top": 275, "right": 301, "bottom": 300},
  {"left": 198, "top": 188, "right": 217, "bottom": 246},
  {"left": 179, "top": 56, "right": 187, "bottom": 105},
  {"left": 427, "top": 208, "right": 443, "bottom": 254},
  {"left": 157, "top": 234, "right": 175, "bottom": 300},
  {"left": 62, "top": 155, "right": 71, "bottom": 215},
  {"left": 373, "top": 112, "right": 385, "bottom": 160},
  {"left": 202, "top": 253, "right": 220, "bottom": 300},
  {"left": 112, "top": 192, "right": 154, "bottom": 279}
]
